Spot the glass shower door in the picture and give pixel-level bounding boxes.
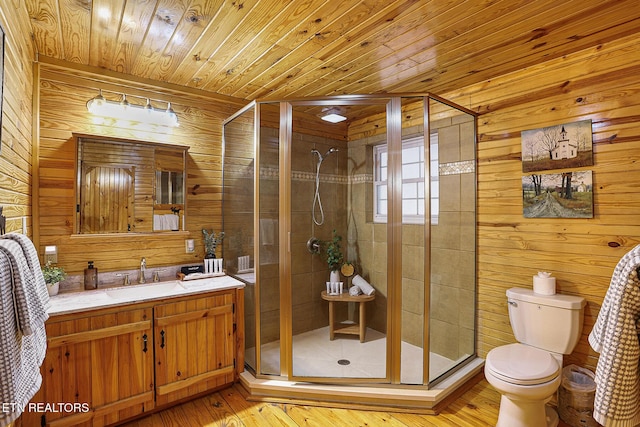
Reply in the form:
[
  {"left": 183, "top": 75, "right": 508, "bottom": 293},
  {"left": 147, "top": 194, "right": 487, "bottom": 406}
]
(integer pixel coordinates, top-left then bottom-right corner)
[
  {"left": 427, "top": 97, "right": 476, "bottom": 384},
  {"left": 224, "top": 94, "right": 476, "bottom": 388},
  {"left": 288, "top": 100, "right": 390, "bottom": 381},
  {"left": 257, "top": 102, "right": 282, "bottom": 376},
  {"left": 221, "top": 103, "right": 258, "bottom": 372}
]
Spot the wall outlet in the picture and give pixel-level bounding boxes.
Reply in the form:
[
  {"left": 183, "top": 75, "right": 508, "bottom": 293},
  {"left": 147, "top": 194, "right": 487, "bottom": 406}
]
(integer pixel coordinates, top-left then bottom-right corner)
[
  {"left": 44, "top": 245, "right": 58, "bottom": 264},
  {"left": 185, "top": 239, "right": 195, "bottom": 253}
]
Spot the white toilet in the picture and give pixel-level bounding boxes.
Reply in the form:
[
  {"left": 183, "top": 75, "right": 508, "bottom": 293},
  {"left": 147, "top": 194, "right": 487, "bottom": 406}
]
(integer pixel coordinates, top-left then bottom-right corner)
[{"left": 485, "top": 287, "right": 586, "bottom": 427}]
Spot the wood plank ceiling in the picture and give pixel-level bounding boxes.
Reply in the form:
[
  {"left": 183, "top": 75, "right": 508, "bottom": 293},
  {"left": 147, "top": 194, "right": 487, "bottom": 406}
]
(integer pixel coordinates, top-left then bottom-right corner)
[{"left": 25, "top": 0, "right": 640, "bottom": 103}]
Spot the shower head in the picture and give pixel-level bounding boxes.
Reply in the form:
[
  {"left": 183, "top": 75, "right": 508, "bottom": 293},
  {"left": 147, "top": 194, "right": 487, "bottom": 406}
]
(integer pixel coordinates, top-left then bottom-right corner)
[
  {"left": 311, "top": 147, "right": 338, "bottom": 163},
  {"left": 324, "top": 147, "right": 339, "bottom": 158}
]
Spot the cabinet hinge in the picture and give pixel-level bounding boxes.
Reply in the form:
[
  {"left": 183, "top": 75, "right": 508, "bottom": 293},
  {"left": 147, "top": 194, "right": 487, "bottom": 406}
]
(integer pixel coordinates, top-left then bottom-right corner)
[
  {"left": 232, "top": 303, "right": 235, "bottom": 314},
  {"left": 234, "top": 358, "right": 236, "bottom": 368},
  {"left": 41, "top": 414, "right": 46, "bottom": 427},
  {"left": 233, "top": 323, "right": 237, "bottom": 333}
]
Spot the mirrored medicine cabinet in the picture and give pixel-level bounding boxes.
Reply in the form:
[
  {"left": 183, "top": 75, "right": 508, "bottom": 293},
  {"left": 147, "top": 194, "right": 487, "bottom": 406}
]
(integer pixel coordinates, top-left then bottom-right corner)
[{"left": 75, "top": 135, "right": 188, "bottom": 234}]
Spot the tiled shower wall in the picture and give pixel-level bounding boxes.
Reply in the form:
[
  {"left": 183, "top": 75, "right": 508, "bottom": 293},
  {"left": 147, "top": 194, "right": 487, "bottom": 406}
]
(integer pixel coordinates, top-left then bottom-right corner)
[
  {"left": 257, "top": 126, "right": 349, "bottom": 342},
  {"left": 429, "top": 114, "right": 476, "bottom": 361},
  {"left": 347, "top": 113, "right": 475, "bottom": 361},
  {"left": 235, "top": 108, "right": 475, "bottom": 364},
  {"left": 290, "top": 130, "right": 349, "bottom": 335}
]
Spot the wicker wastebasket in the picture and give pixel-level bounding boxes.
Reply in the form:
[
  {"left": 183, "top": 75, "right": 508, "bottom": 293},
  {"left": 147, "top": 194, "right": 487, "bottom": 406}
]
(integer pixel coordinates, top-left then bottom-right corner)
[{"left": 558, "top": 364, "right": 598, "bottom": 427}]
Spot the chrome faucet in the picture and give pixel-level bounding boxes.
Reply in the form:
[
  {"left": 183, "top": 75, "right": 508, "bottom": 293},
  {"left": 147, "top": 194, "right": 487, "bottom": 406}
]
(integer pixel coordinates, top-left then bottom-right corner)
[{"left": 139, "top": 257, "right": 146, "bottom": 284}]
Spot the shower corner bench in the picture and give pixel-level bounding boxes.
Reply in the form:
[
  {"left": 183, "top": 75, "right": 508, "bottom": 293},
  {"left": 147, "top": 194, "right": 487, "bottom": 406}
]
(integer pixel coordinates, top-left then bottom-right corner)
[{"left": 321, "top": 290, "right": 375, "bottom": 342}]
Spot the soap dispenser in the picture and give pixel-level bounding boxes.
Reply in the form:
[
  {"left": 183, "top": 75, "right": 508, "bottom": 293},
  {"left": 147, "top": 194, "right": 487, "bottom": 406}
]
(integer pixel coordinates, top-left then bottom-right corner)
[{"left": 84, "top": 261, "right": 98, "bottom": 290}]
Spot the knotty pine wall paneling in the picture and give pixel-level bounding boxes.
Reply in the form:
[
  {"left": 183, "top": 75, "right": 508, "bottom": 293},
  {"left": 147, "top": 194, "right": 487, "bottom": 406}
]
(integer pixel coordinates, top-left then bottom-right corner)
[
  {"left": 449, "top": 33, "right": 640, "bottom": 372},
  {"left": 31, "top": 27, "right": 640, "bottom": 376},
  {"left": 0, "top": 3, "right": 35, "bottom": 236},
  {"left": 343, "top": 33, "right": 640, "bottom": 373},
  {"left": 36, "top": 61, "right": 244, "bottom": 279}
]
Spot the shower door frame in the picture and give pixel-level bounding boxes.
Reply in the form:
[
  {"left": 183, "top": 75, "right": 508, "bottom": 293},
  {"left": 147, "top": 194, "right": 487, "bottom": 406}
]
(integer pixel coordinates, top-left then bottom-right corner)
[
  {"left": 240, "top": 93, "right": 477, "bottom": 388},
  {"left": 284, "top": 96, "right": 395, "bottom": 383}
]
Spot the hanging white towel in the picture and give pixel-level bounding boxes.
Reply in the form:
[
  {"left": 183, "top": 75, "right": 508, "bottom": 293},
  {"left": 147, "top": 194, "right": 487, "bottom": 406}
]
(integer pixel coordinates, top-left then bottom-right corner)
[
  {"left": 589, "top": 244, "right": 640, "bottom": 427},
  {"left": 153, "top": 214, "right": 163, "bottom": 230},
  {"left": 164, "top": 214, "right": 179, "bottom": 231},
  {"left": 260, "top": 218, "right": 276, "bottom": 245}
]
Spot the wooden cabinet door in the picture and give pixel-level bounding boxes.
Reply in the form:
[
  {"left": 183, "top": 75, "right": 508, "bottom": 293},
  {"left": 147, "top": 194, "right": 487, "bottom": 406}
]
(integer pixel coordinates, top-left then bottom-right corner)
[
  {"left": 154, "top": 291, "right": 236, "bottom": 407},
  {"left": 28, "top": 307, "right": 154, "bottom": 427}
]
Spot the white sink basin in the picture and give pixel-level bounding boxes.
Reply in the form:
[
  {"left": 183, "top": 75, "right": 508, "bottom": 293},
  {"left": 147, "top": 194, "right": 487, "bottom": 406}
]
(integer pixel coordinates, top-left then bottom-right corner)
[
  {"left": 179, "top": 276, "right": 231, "bottom": 290},
  {"left": 105, "top": 281, "right": 185, "bottom": 300}
]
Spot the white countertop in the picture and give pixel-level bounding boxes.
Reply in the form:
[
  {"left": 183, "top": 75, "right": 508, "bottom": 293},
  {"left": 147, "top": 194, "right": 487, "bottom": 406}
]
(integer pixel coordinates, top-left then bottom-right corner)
[{"left": 47, "top": 275, "right": 245, "bottom": 316}]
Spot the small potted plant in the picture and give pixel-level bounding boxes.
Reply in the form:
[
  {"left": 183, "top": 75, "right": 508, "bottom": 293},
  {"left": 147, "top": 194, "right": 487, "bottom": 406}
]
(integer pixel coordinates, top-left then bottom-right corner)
[
  {"left": 202, "top": 229, "right": 225, "bottom": 259},
  {"left": 42, "top": 260, "right": 66, "bottom": 296},
  {"left": 325, "top": 229, "right": 344, "bottom": 283}
]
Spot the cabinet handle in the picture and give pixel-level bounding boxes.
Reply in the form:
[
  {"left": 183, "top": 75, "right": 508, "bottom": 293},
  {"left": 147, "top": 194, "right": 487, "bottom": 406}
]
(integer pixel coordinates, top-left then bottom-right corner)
[
  {"left": 160, "top": 330, "right": 165, "bottom": 348},
  {"left": 142, "top": 334, "right": 148, "bottom": 353}
]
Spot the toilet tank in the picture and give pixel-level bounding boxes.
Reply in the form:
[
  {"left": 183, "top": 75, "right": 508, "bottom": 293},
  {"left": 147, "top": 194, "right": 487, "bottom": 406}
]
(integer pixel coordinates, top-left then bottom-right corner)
[{"left": 507, "top": 287, "right": 586, "bottom": 354}]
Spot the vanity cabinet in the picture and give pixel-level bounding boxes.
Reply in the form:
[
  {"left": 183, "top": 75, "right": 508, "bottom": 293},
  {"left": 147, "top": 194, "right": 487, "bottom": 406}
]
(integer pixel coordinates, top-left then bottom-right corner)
[
  {"left": 34, "top": 307, "right": 154, "bottom": 427},
  {"left": 19, "top": 286, "right": 243, "bottom": 427},
  {"left": 154, "top": 290, "right": 237, "bottom": 407}
]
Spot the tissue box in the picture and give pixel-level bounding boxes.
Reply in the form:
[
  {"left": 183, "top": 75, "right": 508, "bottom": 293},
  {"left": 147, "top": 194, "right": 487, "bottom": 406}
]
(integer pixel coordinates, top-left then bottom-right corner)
[{"left": 181, "top": 265, "right": 204, "bottom": 275}]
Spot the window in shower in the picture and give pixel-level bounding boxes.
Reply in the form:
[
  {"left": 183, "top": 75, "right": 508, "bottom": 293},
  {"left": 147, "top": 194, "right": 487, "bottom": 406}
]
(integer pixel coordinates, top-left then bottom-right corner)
[{"left": 373, "top": 135, "right": 439, "bottom": 224}]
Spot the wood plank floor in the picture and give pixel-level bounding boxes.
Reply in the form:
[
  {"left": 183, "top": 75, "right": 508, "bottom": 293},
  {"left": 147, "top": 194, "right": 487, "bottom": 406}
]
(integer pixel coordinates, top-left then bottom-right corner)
[{"left": 121, "top": 379, "right": 575, "bottom": 427}]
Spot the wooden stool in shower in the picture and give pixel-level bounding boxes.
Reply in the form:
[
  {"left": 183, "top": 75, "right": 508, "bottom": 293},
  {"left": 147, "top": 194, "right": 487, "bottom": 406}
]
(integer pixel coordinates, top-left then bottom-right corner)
[{"left": 321, "top": 290, "right": 375, "bottom": 342}]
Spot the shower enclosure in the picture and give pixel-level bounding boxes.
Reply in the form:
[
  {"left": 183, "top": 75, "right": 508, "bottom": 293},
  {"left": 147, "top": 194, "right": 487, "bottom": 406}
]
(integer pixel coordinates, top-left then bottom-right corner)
[{"left": 222, "top": 94, "right": 478, "bottom": 409}]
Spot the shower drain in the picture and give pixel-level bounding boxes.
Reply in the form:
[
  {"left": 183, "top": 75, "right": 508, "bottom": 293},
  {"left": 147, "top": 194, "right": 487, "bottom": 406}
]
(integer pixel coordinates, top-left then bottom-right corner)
[{"left": 337, "top": 359, "right": 351, "bottom": 365}]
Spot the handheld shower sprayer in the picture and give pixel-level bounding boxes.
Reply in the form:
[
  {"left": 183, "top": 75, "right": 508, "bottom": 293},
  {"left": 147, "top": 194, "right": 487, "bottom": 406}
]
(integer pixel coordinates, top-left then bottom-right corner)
[{"left": 311, "top": 147, "right": 338, "bottom": 225}]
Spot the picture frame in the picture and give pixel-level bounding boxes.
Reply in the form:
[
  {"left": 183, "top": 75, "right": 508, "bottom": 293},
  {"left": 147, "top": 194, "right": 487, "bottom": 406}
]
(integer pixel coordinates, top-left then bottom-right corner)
[
  {"left": 521, "top": 120, "right": 593, "bottom": 173},
  {"left": 522, "top": 170, "right": 593, "bottom": 218}
]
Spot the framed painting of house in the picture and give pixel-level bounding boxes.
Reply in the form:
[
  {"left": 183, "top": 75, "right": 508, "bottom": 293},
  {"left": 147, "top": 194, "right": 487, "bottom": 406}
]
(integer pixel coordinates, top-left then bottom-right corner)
[
  {"left": 521, "top": 120, "right": 593, "bottom": 173},
  {"left": 522, "top": 170, "right": 593, "bottom": 218}
]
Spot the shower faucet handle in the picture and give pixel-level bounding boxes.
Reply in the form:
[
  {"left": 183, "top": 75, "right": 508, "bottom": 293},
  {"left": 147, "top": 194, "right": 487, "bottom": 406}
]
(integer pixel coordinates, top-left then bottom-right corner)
[{"left": 307, "top": 237, "right": 321, "bottom": 254}]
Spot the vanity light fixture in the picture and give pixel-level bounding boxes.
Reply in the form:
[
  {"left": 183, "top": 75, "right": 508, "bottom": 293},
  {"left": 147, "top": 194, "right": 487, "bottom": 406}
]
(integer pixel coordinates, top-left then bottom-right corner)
[
  {"left": 321, "top": 113, "right": 347, "bottom": 123},
  {"left": 86, "top": 90, "right": 179, "bottom": 127}
]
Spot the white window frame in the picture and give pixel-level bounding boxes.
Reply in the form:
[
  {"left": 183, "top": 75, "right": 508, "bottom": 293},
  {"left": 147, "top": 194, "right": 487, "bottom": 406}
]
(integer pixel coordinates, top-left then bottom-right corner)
[{"left": 373, "top": 134, "right": 439, "bottom": 225}]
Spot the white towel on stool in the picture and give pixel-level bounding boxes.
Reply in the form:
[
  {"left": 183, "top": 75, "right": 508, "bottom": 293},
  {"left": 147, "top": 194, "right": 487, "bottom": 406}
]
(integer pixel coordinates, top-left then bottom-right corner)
[{"left": 352, "top": 275, "right": 375, "bottom": 295}]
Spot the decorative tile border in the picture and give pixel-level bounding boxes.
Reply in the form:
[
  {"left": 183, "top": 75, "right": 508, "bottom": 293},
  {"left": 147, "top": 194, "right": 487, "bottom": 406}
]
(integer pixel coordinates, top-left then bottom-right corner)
[
  {"left": 350, "top": 173, "right": 373, "bottom": 183},
  {"left": 440, "top": 160, "right": 475, "bottom": 176},
  {"left": 225, "top": 160, "right": 475, "bottom": 183}
]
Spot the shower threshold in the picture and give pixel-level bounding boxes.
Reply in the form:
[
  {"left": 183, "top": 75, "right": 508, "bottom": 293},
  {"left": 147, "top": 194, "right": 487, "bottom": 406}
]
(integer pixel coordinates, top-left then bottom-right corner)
[
  {"left": 239, "top": 357, "right": 484, "bottom": 414},
  {"left": 241, "top": 326, "right": 484, "bottom": 413}
]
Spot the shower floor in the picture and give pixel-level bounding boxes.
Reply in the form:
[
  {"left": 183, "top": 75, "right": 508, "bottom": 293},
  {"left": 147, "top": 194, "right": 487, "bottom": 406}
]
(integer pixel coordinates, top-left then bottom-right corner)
[{"left": 246, "top": 325, "right": 464, "bottom": 383}]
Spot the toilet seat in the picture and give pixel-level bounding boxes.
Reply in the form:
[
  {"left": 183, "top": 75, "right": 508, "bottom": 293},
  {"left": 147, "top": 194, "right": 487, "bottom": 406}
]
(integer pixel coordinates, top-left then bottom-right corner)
[{"left": 486, "top": 343, "right": 559, "bottom": 386}]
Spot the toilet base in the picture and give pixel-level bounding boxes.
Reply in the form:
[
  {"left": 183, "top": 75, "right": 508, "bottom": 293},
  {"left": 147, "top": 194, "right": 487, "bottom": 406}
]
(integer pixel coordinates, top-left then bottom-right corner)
[{"left": 496, "top": 395, "right": 559, "bottom": 427}]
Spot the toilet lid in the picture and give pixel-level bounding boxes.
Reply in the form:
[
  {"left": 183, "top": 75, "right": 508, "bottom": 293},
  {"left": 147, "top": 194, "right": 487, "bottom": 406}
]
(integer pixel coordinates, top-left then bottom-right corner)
[{"left": 486, "top": 344, "right": 560, "bottom": 385}]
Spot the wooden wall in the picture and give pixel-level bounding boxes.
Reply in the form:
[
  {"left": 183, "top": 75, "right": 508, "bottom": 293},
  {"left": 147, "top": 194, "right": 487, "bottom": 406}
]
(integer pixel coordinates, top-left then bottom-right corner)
[
  {"left": 450, "top": 33, "right": 640, "bottom": 371},
  {"left": 2, "top": 0, "right": 637, "bottom": 376},
  {"left": 36, "top": 60, "right": 244, "bottom": 278},
  {"left": 343, "top": 33, "right": 640, "bottom": 373},
  {"left": 0, "top": 2, "right": 35, "bottom": 236}
]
